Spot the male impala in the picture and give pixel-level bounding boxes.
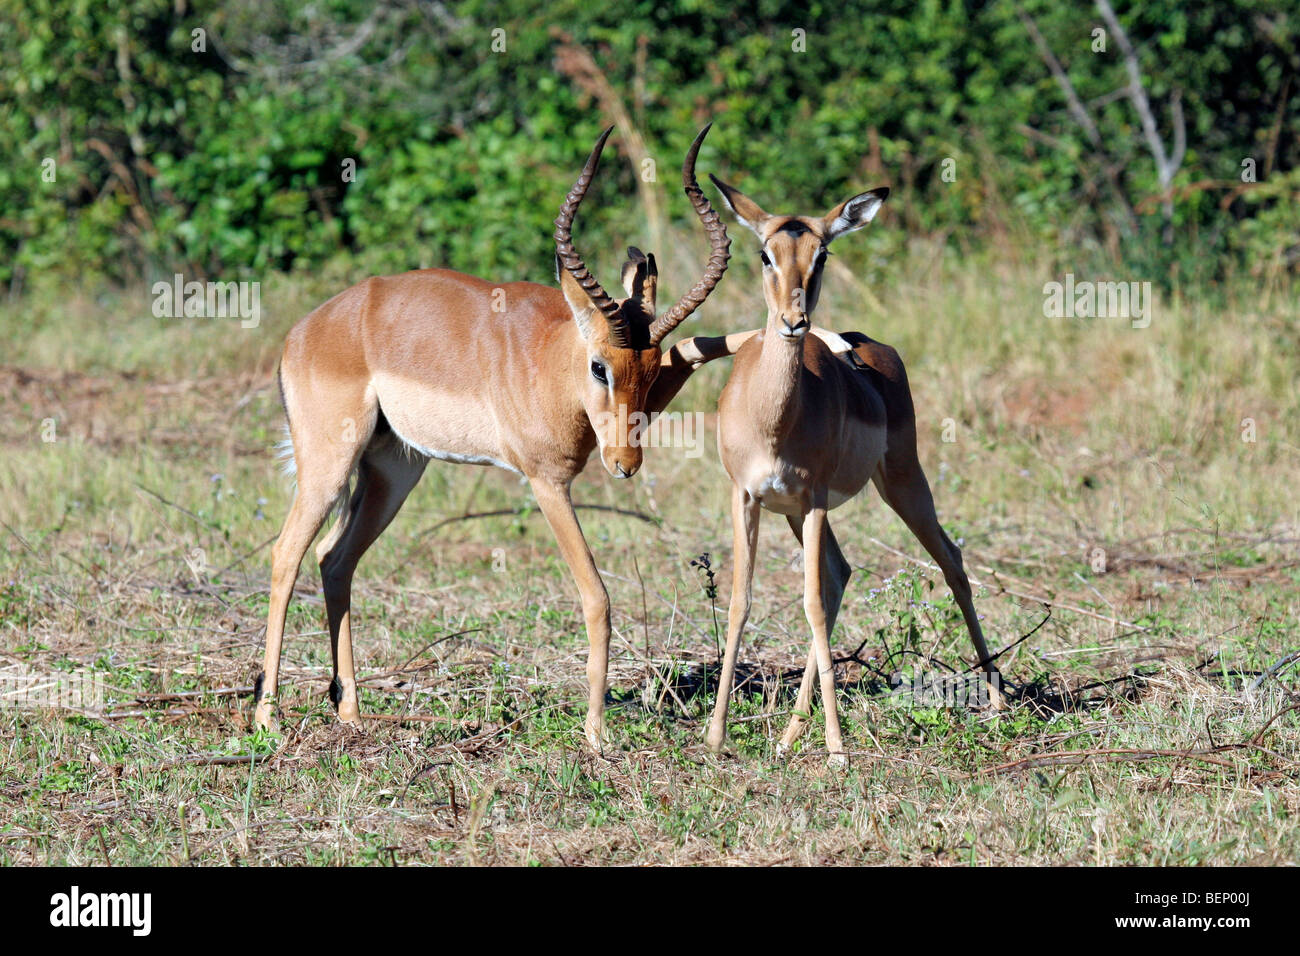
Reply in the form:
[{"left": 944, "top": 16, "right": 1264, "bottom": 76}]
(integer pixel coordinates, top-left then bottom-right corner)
[
  {"left": 255, "top": 126, "right": 737, "bottom": 752},
  {"left": 704, "top": 175, "right": 1005, "bottom": 765}
]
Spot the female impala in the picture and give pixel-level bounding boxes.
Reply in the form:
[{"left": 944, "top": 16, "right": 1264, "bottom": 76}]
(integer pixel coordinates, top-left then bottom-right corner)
[
  {"left": 256, "top": 126, "right": 738, "bottom": 752},
  {"left": 704, "top": 175, "right": 1005, "bottom": 765}
]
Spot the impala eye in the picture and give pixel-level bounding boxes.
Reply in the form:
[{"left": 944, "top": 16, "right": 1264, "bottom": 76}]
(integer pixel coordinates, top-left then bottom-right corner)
[
  {"left": 590, "top": 361, "right": 608, "bottom": 385},
  {"left": 759, "top": 250, "right": 772, "bottom": 268}
]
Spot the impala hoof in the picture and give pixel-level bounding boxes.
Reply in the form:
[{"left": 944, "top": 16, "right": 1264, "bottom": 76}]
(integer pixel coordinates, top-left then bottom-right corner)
[
  {"left": 584, "top": 717, "right": 606, "bottom": 755},
  {"left": 778, "top": 718, "right": 806, "bottom": 755},
  {"left": 253, "top": 700, "right": 279, "bottom": 732},
  {"left": 330, "top": 677, "right": 362, "bottom": 723},
  {"left": 827, "top": 751, "right": 849, "bottom": 771},
  {"left": 252, "top": 672, "right": 279, "bottom": 730},
  {"left": 983, "top": 673, "right": 1009, "bottom": 712}
]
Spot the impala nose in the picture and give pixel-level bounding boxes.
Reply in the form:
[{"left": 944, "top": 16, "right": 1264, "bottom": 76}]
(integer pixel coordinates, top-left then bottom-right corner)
[
  {"left": 607, "top": 454, "right": 640, "bottom": 479},
  {"left": 780, "top": 314, "right": 810, "bottom": 338}
]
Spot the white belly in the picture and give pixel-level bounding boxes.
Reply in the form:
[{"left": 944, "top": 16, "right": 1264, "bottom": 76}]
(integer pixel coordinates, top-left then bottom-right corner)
[
  {"left": 373, "top": 372, "right": 520, "bottom": 474},
  {"left": 752, "top": 472, "right": 805, "bottom": 516},
  {"left": 749, "top": 472, "right": 857, "bottom": 515}
]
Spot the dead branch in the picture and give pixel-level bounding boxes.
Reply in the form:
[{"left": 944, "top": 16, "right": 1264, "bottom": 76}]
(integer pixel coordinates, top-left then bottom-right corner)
[
  {"left": 414, "top": 503, "right": 657, "bottom": 541},
  {"left": 985, "top": 702, "right": 1300, "bottom": 775},
  {"left": 1095, "top": 0, "right": 1186, "bottom": 242},
  {"left": 1247, "top": 652, "right": 1300, "bottom": 696},
  {"left": 1015, "top": 4, "right": 1138, "bottom": 232},
  {"left": 550, "top": 29, "right": 665, "bottom": 252},
  {"left": 865, "top": 535, "right": 1149, "bottom": 632}
]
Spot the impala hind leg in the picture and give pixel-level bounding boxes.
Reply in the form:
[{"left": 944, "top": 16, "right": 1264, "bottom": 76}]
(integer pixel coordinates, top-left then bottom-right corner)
[
  {"left": 706, "top": 486, "right": 760, "bottom": 752},
  {"left": 779, "top": 516, "right": 851, "bottom": 754},
  {"left": 316, "top": 435, "right": 427, "bottom": 723},
  {"left": 256, "top": 449, "right": 358, "bottom": 731},
  {"left": 873, "top": 458, "right": 1006, "bottom": 709},
  {"left": 529, "top": 477, "right": 614, "bottom": 753},
  {"left": 256, "top": 380, "right": 377, "bottom": 731}
]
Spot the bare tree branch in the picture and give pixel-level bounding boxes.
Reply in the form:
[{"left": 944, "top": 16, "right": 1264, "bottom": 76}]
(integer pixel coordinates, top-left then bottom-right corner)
[
  {"left": 1169, "top": 88, "right": 1187, "bottom": 173},
  {"left": 1015, "top": 4, "right": 1138, "bottom": 233},
  {"left": 1095, "top": 0, "right": 1186, "bottom": 242},
  {"left": 1017, "top": 7, "right": 1104, "bottom": 149}
]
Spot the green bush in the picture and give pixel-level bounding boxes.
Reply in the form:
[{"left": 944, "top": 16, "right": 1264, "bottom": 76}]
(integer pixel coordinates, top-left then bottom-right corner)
[{"left": 2, "top": 0, "right": 1297, "bottom": 291}]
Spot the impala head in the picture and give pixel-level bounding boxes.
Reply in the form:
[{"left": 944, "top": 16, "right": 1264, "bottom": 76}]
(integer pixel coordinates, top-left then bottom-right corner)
[
  {"left": 709, "top": 176, "right": 889, "bottom": 341},
  {"left": 555, "top": 125, "right": 731, "bottom": 478}
]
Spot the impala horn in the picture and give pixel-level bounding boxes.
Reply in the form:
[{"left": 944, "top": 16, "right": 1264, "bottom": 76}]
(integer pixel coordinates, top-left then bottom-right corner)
[
  {"left": 554, "top": 126, "right": 633, "bottom": 348},
  {"left": 648, "top": 123, "right": 732, "bottom": 346}
]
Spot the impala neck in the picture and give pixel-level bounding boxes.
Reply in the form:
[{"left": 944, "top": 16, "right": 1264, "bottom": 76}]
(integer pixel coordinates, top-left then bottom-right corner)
[
  {"left": 553, "top": 319, "right": 595, "bottom": 422},
  {"left": 750, "top": 314, "right": 806, "bottom": 441}
]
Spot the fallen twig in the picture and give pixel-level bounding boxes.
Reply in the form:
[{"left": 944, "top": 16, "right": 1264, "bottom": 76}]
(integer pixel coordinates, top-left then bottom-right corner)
[
  {"left": 982, "top": 604, "right": 1052, "bottom": 667},
  {"left": 985, "top": 702, "right": 1300, "bottom": 776},
  {"left": 415, "top": 504, "right": 657, "bottom": 541},
  {"left": 866, "top": 536, "right": 1148, "bottom": 631},
  {"left": 982, "top": 745, "right": 1244, "bottom": 775},
  {"left": 1248, "top": 651, "right": 1300, "bottom": 696}
]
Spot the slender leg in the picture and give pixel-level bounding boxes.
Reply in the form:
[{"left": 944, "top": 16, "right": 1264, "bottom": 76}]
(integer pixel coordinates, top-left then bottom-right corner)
[
  {"left": 648, "top": 331, "right": 762, "bottom": 414},
  {"left": 779, "top": 516, "right": 852, "bottom": 752},
  {"left": 317, "top": 443, "right": 427, "bottom": 722},
  {"left": 784, "top": 514, "right": 852, "bottom": 635},
  {"left": 256, "top": 377, "right": 376, "bottom": 731},
  {"left": 256, "top": 461, "right": 353, "bottom": 730},
  {"left": 779, "top": 644, "right": 819, "bottom": 755},
  {"left": 706, "top": 486, "right": 760, "bottom": 752},
  {"left": 873, "top": 462, "right": 1006, "bottom": 709},
  {"left": 802, "top": 502, "right": 847, "bottom": 766},
  {"left": 528, "top": 477, "right": 613, "bottom": 753}
]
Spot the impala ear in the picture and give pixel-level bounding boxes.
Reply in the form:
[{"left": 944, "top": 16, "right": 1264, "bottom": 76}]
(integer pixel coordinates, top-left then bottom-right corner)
[
  {"left": 558, "top": 264, "right": 601, "bottom": 341},
  {"left": 620, "top": 246, "right": 658, "bottom": 312},
  {"left": 823, "top": 187, "right": 889, "bottom": 242},
  {"left": 708, "top": 174, "right": 772, "bottom": 237},
  {"left": 621, "top": 247, "right": 648, "bottom": 299}
]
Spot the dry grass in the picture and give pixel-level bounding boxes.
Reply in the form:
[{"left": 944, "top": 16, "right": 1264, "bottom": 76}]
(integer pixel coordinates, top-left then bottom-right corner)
[{"left": 1, "top": 236, "right": 1297, "bottom": 865}]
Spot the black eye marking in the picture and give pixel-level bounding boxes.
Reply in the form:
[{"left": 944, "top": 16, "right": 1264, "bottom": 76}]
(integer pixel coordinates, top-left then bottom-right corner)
[
  {"left": 776, "top": 219, "right": 812, "bottom": 237},
  {"left": 759, "top": 250, "right": 772, "bottom": 268},
  {"left": 590, "top": 360, "right": 609, "bottom": 385}
]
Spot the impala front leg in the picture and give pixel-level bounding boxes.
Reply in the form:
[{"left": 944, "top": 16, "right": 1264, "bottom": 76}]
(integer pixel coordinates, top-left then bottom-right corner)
[
  {"left": 779, "top": 515, "right": 852, "bottom": 754},
  {"left": 651, "top": 329, "right": 864, "bottom": 414},
  {"left": 803, "top": 501, "right": 847, "bottom": 768},
  {"left": 706, "top": 485, "right": 761, "bottom": 752},
  {"left": 529, "top": 477, "right": 612, "bottom": 753},
  {"left": 647, "top": 331, "right": 762, "bottom": 414}
]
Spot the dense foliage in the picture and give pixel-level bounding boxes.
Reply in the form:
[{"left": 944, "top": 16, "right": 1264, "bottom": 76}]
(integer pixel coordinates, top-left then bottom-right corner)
[{"left": 2, "top": 0, "right": 1297, "bottom": 291}]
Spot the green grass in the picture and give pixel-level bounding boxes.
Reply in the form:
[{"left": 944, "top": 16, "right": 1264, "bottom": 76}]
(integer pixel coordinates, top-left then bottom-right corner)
[{"left": 1, "top": 239, "right": 1298, "bottom": 865}]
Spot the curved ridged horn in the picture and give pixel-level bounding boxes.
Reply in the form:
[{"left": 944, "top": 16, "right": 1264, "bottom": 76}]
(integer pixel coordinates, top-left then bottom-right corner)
[
  {"left": 648, "top": 123, "right": 732, "bottom": 346},
  {"left": 554, "top": 126, "right": 631, "bottom": 347}
]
